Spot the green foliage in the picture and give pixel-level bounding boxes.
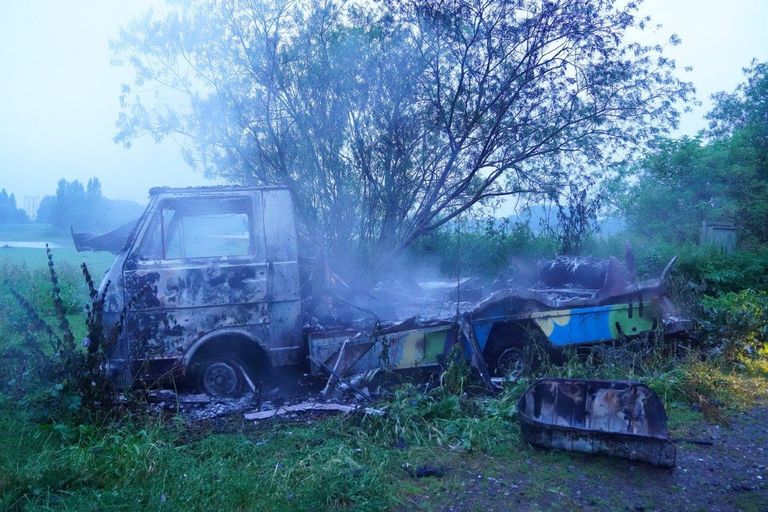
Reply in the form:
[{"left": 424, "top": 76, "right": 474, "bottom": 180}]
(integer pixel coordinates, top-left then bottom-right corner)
[
  {"left": 409, "top": 218, "right": 557, "bottom": 278},
  {"left": 615, "top": 136, "right": 727, "bottom": 243},
  {"left": 589, "top": 238, "right": 768, "bottom": 293},
  {"left": 615, "top": 61, "right": 768, "bottom": 246},
  {"left": 700, "top": 290, "right": 768, "bottom": 362},
  {"left": 1, "top": 261, "right": 83, "bottom": 315},
  {"left": 674, "top": 247, "right": 768, "bottom": 294},
  {"left": 439, "top": 343, "right": 471, "bottom": 395},
  {"left": 0, "top": 249, "right": 114, "bottom": 422},
  {"left": 678, "top": 360, "right": 768, "bottom": 412},
  {"left": 707, "top": 60, "right": 768, "bottom": 148},
  {"left": 541, "top": 173, "right": 606, "bottom": 255},
  {"left": 363, "top": 384, "right": 519, "bottom": 453}
]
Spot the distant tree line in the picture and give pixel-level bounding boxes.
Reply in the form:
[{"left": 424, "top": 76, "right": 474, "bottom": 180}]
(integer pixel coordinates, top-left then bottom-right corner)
[
  {"left": 0, "top": 189, "right": 28, "bottom": 223},
  {"left": 36, "top": 178, "right": 143, "bottom": 233}
]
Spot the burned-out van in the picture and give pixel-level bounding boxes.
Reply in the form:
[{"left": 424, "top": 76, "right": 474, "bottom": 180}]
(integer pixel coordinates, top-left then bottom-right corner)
[
  {"left": 87, "top": 186, "right": 304, "bottom": 396},
  {"left": 78, "top": 186, "right": 687, "bottom": 398}
]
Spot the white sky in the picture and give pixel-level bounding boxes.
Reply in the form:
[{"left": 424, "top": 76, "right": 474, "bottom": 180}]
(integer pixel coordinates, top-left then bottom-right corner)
[{"left": 0, "top": 0, "right": 767, "bottom": 207}]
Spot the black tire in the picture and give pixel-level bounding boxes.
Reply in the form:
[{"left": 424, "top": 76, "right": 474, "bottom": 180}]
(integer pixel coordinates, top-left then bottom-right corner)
[
  {"left": 494, "top": 346, "right": 526, "bottom": 379},
  {"left": 485, "top": 321, "right": 539, "bottom": 378},
  {"left": 200, "top": 359, "right": 244, "bottom": 398}
]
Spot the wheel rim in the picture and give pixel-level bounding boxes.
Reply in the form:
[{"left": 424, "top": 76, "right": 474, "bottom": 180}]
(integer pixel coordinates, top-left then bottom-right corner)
[
  {"left": 495, "top": 347, "right": 525, "bottom": 379},
  {"left": 202, "top": 361, "right": 239, "bottom": 397}
]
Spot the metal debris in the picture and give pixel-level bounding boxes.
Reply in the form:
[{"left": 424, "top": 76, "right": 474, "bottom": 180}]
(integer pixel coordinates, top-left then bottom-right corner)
[
  {"left": 517, "top": 378, "right": 677, "bottom": 467},
  {"left": 458, "top": 313, "right": 495, "bottom": 391},
  {"left": 244, "top": 401, "right": 384, "bottom": 420}
]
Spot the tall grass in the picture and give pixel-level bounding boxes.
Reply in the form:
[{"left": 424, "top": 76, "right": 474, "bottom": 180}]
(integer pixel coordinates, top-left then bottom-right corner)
[{"left": 2, "top": 223, "right": 767, "bottom": 510}]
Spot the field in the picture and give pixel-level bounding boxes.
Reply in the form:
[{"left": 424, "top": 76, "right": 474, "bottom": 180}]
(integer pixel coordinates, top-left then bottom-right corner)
[
  {"left": 1, "top": 222, "right": 767, "bottom": 511},
  {"left": 0, "top": 223, "right": 115, "bottom": 274}
]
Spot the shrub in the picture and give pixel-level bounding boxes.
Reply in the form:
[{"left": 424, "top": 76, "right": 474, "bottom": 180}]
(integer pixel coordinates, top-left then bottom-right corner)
[
  {"left": 700, "top": 289, "right": 768, "bottom": 363},
  {"left": 0, "top": 261, "right": 84, "bottom": 315},
  {"left": 409, "top": 218, "right": 558, "bottom": 279},
  {"left": 625, "top": 243, "right": 768, "bottom": 294}
]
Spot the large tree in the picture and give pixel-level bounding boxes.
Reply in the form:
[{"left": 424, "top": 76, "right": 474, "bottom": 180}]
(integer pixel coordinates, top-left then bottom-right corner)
[{"left": 113, "top": 0, "right": 691, "bottom": 264}]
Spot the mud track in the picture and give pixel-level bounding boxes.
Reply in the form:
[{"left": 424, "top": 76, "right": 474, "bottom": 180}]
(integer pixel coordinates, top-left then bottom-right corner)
[{"left": 416, "top": 406, "right": 768, "bottom": 512}]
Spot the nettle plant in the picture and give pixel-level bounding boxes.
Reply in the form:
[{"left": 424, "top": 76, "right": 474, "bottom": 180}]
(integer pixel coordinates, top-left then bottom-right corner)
[{"left": 3, "top": 247, "right": 120, "bottom": 421}]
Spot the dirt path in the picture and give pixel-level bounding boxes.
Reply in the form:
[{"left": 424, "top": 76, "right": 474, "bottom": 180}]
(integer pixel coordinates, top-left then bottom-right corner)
[{"left": 408, "top": 407, "right": 768, "bottom": 511}]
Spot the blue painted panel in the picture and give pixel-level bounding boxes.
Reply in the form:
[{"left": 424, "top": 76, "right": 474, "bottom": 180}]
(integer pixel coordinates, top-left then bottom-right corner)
[
  {"left": 473, "top": 322, "right": 494, "bottom": 350},
  {"left": 546, "top": 314, "right": 612, "bottom": 346},
  {"left": 536, "top": 306, "right": 615, "bottom": 347}
]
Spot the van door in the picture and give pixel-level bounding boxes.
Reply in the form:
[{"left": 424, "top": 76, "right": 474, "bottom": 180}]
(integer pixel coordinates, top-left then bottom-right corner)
[{"left": 122, "top": 194, "right": 269, "bottom": 363}]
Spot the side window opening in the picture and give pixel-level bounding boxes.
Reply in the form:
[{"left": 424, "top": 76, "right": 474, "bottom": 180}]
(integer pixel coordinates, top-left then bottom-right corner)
[
  {"left": 136, "top": 213, "right": 162, "bottom": 260},
  {"left": 164, "top": 208, "right": 182, "bottom": 259},
  {"left": 136, "top": 197, "right": 253, "bottom": 260}
]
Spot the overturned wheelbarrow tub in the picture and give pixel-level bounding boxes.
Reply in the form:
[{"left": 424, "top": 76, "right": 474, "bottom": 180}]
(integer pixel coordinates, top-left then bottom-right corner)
[{"left": 517, "top": 378, "right": 676, "bottom": 467}]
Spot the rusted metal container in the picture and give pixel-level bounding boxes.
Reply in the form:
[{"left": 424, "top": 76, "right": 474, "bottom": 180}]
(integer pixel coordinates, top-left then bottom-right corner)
[{"left": 517, "top": 378, "right": 676, "bottom": 467}]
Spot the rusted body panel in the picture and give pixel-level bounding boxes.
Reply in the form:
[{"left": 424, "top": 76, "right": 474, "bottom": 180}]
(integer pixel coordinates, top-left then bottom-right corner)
[{"left": 517, "top": 378, "right": 676, "bottom": 467}]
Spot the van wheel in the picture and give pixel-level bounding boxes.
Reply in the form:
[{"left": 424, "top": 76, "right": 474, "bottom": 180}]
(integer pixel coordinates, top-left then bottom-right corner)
[
  {"left": 494, "top": 347, "right": 526, "bottom": 379},
  {"left": 201, "top": 359, "right": 243, "bottom": 398}
]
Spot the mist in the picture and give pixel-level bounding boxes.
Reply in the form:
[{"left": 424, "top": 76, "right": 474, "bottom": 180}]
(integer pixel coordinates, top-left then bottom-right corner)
[
  {"left": 0, "top": 0, "right": 209, "bottom": 206},
  {"left": 0, "top": 0, "right": 766, "bottom": 216}
]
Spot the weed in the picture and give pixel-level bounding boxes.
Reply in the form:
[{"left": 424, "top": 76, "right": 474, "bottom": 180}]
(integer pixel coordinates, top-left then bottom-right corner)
[
  {"left": 1, "top": 247, "right": 116, "bottom": 422},
  {"left": 439, "top": 343, "right": 471, "bottom": 395}
]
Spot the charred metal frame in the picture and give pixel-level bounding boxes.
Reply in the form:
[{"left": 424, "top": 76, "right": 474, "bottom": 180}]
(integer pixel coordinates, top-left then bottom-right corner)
[
  {"left": 517, "top": 378, "right": 676, "bottom": 467},
  {"left": 96, "top": 186, "right": 303, "bottom": 388}
]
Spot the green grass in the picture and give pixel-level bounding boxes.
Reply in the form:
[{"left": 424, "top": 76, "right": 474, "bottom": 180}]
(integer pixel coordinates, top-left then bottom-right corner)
[
  {"left": 1, "top": 361, "right": 762, "bottom": 511},
  {"left": 0, "top": 396, "right": 519, "bottom": 511},
  {"left": 0, "top": 223, "right": 67, "bottom": 243},
  {"left": 0, "top": 415, "right": 388, "bottom": 511},
  {"left": 2, "top": 222, "right": 767, "bottom": 511},
  {"left": 0, "top": 246, "right": 115, "bottom": 275}
]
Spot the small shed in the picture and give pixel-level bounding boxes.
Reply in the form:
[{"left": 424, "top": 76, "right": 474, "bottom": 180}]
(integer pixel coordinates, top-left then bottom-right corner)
[{"left": 700, "top": 220, "right": 737, "bottom": 253}]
